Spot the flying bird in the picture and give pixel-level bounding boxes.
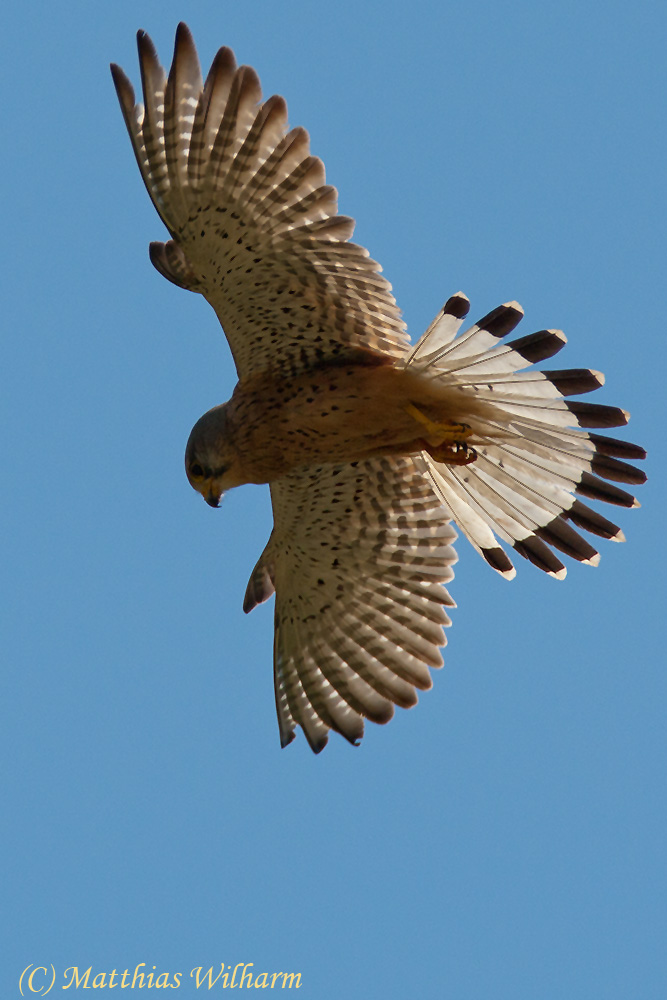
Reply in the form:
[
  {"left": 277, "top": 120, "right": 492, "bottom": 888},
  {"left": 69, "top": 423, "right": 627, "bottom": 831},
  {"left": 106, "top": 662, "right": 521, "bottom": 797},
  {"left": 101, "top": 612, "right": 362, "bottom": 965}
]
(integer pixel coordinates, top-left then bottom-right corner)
[{"left": 111, "top": 24, "right": 646, "bottom": 752}]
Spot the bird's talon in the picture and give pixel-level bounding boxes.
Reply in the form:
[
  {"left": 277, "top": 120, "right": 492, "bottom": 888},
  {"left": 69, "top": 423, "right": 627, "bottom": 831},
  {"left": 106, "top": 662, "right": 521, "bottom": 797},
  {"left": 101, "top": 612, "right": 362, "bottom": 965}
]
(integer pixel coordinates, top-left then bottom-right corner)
[{"left": 426, "top": 441, "right": 478, "bottom": 466}]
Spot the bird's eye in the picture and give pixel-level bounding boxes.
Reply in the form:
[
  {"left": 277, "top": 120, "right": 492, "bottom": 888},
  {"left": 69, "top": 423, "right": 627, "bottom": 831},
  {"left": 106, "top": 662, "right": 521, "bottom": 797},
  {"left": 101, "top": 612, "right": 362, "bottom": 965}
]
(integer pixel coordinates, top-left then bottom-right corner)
[{"left": 190, "top": 463, "right": 205, "bottom": 479}]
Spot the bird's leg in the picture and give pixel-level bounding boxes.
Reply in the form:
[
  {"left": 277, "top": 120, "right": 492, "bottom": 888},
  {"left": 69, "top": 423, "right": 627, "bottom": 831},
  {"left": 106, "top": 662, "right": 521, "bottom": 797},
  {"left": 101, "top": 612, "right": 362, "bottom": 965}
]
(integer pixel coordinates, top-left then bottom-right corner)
[
  {"left": 405, "top": 403, "right": 478, "bottom": 466},
  {"left": 404, "top": 402, "right": 472, "bottom": 442}
]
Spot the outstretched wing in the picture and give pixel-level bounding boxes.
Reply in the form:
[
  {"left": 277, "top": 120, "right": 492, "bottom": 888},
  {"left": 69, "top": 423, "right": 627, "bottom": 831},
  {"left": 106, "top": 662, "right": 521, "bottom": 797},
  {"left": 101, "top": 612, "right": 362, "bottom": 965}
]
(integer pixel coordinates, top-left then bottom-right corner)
[
  {"left": 111, "top": 23, "right": 409, "bottom": 378},
  {"left": 243, "top": 456, "right": 457, "bottom": 752}
]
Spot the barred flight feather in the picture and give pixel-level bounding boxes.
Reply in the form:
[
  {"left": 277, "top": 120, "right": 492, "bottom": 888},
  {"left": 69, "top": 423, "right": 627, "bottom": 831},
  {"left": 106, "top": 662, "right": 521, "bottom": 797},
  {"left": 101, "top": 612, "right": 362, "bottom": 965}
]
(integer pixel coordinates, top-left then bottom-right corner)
[
  {"left": 265, "top": 457, "right": 456, "bottom": 750},
  {"left": 112, "top": 23, "right": 409, "bottom": 377}
]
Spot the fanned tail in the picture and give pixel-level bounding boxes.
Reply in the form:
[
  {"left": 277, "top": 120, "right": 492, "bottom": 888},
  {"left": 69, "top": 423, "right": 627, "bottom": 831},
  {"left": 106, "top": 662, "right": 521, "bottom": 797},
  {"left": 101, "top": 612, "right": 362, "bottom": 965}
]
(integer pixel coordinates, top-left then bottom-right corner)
[{"left": 407, "top": 294, "right": 646, "bottom": 579}]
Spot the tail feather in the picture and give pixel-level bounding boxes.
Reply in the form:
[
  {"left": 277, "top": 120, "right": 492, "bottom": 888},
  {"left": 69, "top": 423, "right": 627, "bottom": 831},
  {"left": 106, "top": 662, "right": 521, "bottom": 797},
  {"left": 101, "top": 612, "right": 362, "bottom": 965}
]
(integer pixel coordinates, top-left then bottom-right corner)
[
  {"left": 406, "top": 292, "right": 471, "bottom": 366},
  {"left": 411, "top": 296, "right": 646, "bottom": 577},
  {"left": 504, "top": 328, "right": 568, "bottom": 364},
  {"left": 434, "top": 301, "right": 525, "bottom": 363},
  {"left": 563, "top": 500, "right": 625, "bottom": 542}
]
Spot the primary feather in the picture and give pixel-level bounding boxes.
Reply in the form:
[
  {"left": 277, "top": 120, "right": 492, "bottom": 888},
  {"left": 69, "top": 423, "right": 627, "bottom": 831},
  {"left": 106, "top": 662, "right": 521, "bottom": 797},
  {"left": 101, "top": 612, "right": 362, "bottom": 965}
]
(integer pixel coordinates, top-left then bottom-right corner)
[{"left": 111, "top": 23, "right": 408, "bottom": 379}]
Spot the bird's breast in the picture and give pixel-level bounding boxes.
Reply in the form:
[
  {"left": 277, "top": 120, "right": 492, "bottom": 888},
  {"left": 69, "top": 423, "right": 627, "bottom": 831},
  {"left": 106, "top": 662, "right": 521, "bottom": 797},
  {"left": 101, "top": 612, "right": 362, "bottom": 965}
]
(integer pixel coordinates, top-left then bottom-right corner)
[{"left": 226, "top": 360, "right": 437, "bottom": 483}]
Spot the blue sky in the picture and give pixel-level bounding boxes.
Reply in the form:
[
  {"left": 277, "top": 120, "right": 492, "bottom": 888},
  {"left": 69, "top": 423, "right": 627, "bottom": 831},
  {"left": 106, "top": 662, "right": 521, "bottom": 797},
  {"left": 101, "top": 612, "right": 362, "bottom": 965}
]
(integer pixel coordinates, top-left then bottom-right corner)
[{"left": 3, "top": 2, "right": 665, "bottom": 997}]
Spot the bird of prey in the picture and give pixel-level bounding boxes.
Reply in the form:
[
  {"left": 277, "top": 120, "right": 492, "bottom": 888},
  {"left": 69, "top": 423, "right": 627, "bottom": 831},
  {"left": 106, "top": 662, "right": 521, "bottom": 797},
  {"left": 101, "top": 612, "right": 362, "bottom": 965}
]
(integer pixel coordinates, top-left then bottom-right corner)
[{"left": 111, "top": 24, "right": 645, "bottom": 752}]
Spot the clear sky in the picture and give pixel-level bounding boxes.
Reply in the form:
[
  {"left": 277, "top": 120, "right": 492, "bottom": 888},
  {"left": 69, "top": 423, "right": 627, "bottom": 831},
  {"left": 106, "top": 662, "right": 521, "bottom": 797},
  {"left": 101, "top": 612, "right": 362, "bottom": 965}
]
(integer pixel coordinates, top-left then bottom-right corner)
[{"left": 3, "top": 2, "right": 665, "bottom": 998}]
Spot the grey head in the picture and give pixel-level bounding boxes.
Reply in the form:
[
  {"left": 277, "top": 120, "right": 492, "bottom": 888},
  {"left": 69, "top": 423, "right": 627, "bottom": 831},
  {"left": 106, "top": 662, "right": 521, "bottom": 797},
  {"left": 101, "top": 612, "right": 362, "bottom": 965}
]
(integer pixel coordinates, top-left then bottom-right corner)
[{"left": 184, "top": 404, "right": 242, "bottom": 507}]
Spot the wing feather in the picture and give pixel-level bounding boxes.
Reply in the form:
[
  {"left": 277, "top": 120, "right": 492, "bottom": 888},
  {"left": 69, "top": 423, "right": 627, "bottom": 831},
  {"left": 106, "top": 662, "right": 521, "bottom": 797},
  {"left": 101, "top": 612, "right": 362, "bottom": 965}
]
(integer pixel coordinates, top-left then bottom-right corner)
[
  {"left": 252, "top": 457, "right": 455, "bottom": 749},
  {"left": 112, "top": 23, "right": 409, "bottom": 378}
]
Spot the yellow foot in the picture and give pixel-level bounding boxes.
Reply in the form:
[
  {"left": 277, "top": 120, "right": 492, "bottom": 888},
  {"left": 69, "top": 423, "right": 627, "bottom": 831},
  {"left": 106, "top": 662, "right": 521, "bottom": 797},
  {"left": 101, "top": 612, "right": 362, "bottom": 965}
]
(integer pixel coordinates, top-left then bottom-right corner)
[
  {"left": 404, "top": 403, "right": 472, "bottom": 443},
  {"left": 426, "top": 441, "right": 478, "bottom": 466}
]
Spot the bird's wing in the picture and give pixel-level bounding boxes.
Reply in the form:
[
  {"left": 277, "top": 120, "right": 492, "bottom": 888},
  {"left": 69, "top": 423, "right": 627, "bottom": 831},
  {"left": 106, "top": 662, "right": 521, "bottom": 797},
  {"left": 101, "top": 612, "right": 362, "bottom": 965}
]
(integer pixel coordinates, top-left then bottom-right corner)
[
  {"left": 243, "top": 456, "right": 457, "bottom": 752},
  {"left": 111, "top": 24, "right": 409, "bottom": 379}
]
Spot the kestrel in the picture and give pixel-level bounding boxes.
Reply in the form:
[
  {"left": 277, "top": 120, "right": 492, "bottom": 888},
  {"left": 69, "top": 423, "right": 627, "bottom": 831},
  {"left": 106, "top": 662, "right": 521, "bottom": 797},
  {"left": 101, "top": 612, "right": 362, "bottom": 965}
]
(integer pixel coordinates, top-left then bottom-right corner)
[{"left": 112, "top": 24, "right": 646, "bottom": 752}]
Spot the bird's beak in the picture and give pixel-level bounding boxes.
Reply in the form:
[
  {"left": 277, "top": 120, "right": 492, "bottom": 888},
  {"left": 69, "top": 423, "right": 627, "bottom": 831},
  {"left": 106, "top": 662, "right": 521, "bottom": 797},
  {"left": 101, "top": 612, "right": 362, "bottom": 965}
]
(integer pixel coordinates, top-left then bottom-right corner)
[{"left": 204, "top": 491, "right": 222, "bottom": 508}]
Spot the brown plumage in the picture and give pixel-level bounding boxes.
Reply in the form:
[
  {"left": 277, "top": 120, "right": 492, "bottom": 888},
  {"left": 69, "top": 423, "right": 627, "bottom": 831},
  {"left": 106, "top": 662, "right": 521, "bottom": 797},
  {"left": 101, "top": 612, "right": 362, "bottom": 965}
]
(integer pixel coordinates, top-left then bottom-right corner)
[{"left": 112, "top": 24, "right": 645, "bottom": 752}]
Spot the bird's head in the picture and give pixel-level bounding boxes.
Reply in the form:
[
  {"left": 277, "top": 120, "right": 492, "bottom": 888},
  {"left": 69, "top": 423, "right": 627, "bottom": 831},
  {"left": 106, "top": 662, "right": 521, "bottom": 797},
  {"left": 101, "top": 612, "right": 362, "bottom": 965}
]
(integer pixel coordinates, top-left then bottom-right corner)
[{"left": 185, "top": 404, "right": 242, "bottom": 507}]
